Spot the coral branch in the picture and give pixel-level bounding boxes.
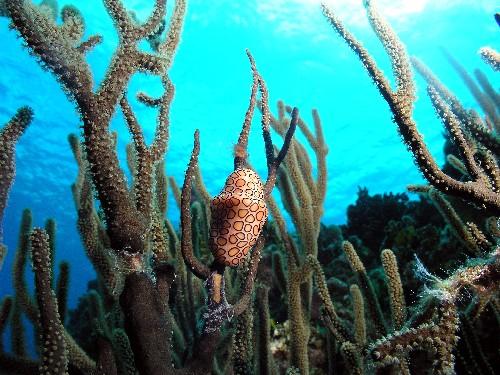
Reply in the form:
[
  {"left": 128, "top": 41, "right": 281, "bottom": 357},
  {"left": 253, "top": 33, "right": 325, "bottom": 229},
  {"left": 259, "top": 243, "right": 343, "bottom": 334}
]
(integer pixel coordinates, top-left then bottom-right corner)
[
  {"left": 120, "top": 77, "right": 173, "bottom": 217},
  {"left": 31, "top": 228, "right": 68, "bottom": 375},
  {"left": 120, "top": 272, "right": 172, "bottom": 375},
  {"left": 381, "top": 249, "right": 406, "bottom": 331},
  {"left": 7, "top": 0, "right": 185, "bottom": 253},
  {"left": 0, "top": 107, "right": 33, "bottom": 240},
  {"left": 181, "top": 130, "right": 211, "bottom": 280},
  {"left": 158, "top": 0, "right": 186, "bottom": 68},
  {"left": 343, "top": 241, "right": 387, "bottom": 336},
  {"left": 350, "top": 284, "right": 366, "bottom": 347},
  {"left": 479, "top": 47, "right": 500, "bottom": 71},
  {"left": 233, "top": 235, "right": 265, "bottom": 316},
  {"left": 234, "top": 49, "right": 260, "bottom": 170}
]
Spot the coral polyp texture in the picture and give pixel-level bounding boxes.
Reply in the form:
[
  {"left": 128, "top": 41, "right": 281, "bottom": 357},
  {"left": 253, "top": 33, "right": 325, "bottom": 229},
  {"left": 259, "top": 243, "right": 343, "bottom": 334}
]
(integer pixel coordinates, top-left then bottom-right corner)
[
  {"left": 209, "top": 168, "right": 268, "bottom": 267},
  {"left": 0, "top": 107, "right": 33, "bottom": 270},
  {"left": 0, "top": 0, "right": 499, "bottom": 374}
]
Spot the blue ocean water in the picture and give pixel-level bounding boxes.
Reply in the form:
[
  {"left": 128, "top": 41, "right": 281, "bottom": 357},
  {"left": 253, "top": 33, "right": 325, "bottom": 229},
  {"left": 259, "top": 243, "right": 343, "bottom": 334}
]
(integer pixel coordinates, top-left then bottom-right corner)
[{"left": 0, "top": 0, "right": 498, "bottom": 330}]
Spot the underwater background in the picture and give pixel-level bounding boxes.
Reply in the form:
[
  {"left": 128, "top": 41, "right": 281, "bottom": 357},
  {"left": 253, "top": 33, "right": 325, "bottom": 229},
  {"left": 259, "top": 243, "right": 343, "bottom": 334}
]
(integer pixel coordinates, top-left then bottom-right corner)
[
  {"left": 0, "top": 0, "right": 498, "bottom": 374},
  {"left": 1, "top": 0, "right": 497, "bottom": 316}
]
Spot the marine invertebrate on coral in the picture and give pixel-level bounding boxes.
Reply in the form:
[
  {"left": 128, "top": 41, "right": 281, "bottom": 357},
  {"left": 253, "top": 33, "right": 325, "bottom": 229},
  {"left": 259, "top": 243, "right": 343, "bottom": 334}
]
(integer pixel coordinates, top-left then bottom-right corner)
[
  {"left": 209, "top": 168, "right": 268, "bottom": 267},
  {"left": 180, "top": 49, "right": 297, "bottom": 319},
  {"left": 2, "top": 0, "right": 296, "bottom": 373}
]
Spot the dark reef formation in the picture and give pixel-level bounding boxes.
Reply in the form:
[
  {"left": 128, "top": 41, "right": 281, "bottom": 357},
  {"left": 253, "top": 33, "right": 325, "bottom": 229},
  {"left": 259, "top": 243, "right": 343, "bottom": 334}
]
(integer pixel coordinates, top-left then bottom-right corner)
[{"left": 0, "top": 1, "right": 499, "bottom": 374}]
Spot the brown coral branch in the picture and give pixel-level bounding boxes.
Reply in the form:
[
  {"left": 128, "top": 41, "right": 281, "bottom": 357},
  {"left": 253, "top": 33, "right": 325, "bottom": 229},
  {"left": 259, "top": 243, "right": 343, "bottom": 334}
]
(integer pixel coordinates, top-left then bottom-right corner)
[
  {"left": 181, "top": 130, "right": 211, "bottom": 280},
  {"left": 343, "top": 241, "right": 387, "bottom": 336},
  {"left": 370, "top": 301, "right": 459, "bottom": 373},
  {"left": 69, "top": 138, "right": 123, "bottom": 298},
  {"left": 232, "top": 235, "right": 265, "bottom": 316},
  {"left": 7, "top": 0, "right": 94, "bottom": 97},
  {"left": 364, "top": 0, "right": 415, "bottom": 103},
  {"left": 427, "top": 85, "right": 484, "bottom": 182},
  {"left": 136, "top": 0, "right": 167, "bottom": 39},
  {"left": 244, "top": 51, "right": 298, "bottom": 196},
  {"left": 443, "top": 50, "right": 499, "bottom": 128},
  {"left": 234, "top": 49, "right": 260, "bottom": 170},
  {"left": 60, "top": 5, "right": 85, "bottom": 42},
  {"left": 321, "top": 4, "right": 392, "bottom": 102},
  {"left": 168, "top": 176, "right": 182, "bottom": 209},
  {"left": 31, "top": 228, "right": 68, "bottom": 375},
  {"left": 285, "top": 105, "right": 328, "bottom": 221},
  {"left": 474, "top": 69, "right": 500, "bottom": 113},
  {"left": 158, "top": 0, "right": 186, "bottom": 68},
  {"left": 411, "top": 57, "right": 470, "bottom": 122},
  {"left": 236, "top": 49, "right": 298, "bottom": 188},
  {"left": 120, "top": 272, "right": 172, "bottom": 375},
  {"left": 7, "top": 0, "right": 184, "bottom": 253},
  {"left": 428, "top": 188, "right": 481, "bottom": 254},
  {"left": 307, "top": 254, "right": 351, "bottom": 343},
  {"left": 13, "top": 209, "right": 38, "bottom": 323},
  {"left": 0, "top": 296, "right": 12, "bottom": 352},
  {"left": 193, "top": 164, "right": 212, "bottom": 208},
  {"left": 0, "top": 107, "right": 33, "bottom": 239},
  {"left": 381, "top": 249, "right": 406, "bottom": 331},
  {"left": 264, "top": 110, "right": 298, "bottom": 197},
  {"left": 120, "top": 77, "right": 173, "bottom": 217}
]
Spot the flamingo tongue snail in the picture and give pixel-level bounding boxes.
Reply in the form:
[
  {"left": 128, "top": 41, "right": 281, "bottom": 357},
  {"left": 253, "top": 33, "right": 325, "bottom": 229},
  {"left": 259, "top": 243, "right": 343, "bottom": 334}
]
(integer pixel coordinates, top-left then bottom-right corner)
[
  {"left": 209, "top": 168, "right": 268, "bottom": 268},
  {"left": 180, "top": 50, "right": 298, "bottom": 333}
]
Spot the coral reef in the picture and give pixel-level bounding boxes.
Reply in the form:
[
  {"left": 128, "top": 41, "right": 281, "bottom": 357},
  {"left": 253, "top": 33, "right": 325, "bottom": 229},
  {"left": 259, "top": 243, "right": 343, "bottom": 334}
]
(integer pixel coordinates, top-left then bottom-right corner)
[
  {"left": 0, "top": 0, "right": 298, "bottom": 374},
  {"left": 0, "top": 0, "right": 498, "bottom": 374},
  {"left": 320, "top": 0, "right": 499, "bottom": 373}
]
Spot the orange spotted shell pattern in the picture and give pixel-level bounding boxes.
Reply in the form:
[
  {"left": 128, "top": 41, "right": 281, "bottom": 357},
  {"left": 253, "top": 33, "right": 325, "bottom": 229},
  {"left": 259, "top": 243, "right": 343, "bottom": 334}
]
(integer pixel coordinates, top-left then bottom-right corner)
[{"left": 209, "top": 168, "right": 268, "bottom": 267}]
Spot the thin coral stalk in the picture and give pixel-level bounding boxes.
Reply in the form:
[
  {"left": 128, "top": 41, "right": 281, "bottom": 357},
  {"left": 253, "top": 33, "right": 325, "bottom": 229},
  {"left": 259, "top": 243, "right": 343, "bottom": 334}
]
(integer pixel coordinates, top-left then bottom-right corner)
[
  {"left": 0, "top": 107, "right": 33, "bottom": 241},
  {"left": 243, "top": 52, "right": 298, "bottom": 193},
  {"left": 31, "top": 228, "right": 68, "bottom": 375},
  {"left": 181, "top": 130, "right": 211, "bottom": 280}
]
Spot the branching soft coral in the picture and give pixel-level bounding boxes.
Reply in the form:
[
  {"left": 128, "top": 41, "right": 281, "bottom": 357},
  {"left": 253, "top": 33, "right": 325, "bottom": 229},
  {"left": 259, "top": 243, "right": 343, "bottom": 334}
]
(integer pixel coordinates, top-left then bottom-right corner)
[
  {"left": 2, "top": 2, "right": 299, "bottom": 374},
  {"left": 0, "top": 107, "right": 33, "bottom": 270},
  {"left": 7, "top": 0, "right": 182, "bottom": 254},
  {"left": 322, "top": 0, "right": 499, "bottom": 372},
  {"left": 322, "top": 0, "right": 500, "bottom": 213}
]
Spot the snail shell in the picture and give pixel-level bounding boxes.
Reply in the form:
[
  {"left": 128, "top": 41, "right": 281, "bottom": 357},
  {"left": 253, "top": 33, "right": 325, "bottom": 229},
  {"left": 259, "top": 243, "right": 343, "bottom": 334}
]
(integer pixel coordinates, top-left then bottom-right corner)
[{"left": 209, "top": 168, "right": 268, "bottom": 267}]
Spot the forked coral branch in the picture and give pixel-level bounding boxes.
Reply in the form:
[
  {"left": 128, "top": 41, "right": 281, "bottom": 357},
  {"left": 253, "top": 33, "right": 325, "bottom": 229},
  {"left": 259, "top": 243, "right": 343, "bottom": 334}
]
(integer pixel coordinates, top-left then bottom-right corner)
[{"left": 7, "top": 0, "right": 185, "bottom": 253}]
